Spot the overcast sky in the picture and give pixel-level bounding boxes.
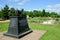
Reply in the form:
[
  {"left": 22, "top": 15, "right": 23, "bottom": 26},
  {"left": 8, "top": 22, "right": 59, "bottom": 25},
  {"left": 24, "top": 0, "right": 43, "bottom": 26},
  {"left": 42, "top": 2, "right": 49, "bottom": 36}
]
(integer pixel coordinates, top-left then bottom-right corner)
[{"left": 0, "top": 0, "right": 60, "bottom": 13}]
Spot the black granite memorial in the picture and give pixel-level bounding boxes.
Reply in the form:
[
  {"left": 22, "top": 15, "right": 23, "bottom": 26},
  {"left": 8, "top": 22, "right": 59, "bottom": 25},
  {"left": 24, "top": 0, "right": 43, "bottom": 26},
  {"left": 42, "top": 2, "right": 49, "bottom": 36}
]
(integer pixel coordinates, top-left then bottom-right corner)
[{"left": 4, "top": 9, "right": 32, "bottom": 38}]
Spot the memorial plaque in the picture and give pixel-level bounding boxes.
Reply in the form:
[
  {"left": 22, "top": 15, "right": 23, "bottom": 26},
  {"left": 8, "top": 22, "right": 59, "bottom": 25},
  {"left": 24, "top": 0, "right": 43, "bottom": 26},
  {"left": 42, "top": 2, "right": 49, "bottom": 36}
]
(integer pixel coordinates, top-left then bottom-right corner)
[
  {"left": 10, "top": 18, "right": 18, "bottom": 27},
  {"left": 4, "top": 10, "right": 32, "bottom": 38}
]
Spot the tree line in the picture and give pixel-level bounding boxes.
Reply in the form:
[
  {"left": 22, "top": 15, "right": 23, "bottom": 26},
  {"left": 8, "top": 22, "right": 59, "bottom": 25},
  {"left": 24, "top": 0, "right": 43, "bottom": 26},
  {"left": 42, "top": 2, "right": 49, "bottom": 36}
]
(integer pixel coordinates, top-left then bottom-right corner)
[{"left": 0, "top": 5, "right": 60, "bottom": 20}]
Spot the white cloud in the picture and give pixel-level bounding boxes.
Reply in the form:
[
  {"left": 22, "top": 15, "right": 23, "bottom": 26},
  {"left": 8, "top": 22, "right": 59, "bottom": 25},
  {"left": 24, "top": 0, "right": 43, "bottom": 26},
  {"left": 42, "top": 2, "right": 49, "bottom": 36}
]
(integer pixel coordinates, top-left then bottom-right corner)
[
  {"left": 45, "top": 4, "right": 60, "bottom": 13},
  {"left": 9, "top": 5, "right": 13, "bottom": 8},
  {"left": 9, "top": 0, "right": 19, "bottom": 2},
  {"left": 26, "top": 8, "right": 43, "bottom": 11},
  {"left": 0, "top": 4, "right": 2, "bottom": 8},
  {"left": 0, "top": 4, "right": 3, "bottom": 9},
  {"left": 0, "top": 4, "right": 2, "bottom": 7},
  {"left": 47, "top": 5, "right": 52, "bottom": 8},
  {"left": 9, "top": 0, "right": 30, "bottom": 5},
  {"left": 18, "top": 0, "right": 30, "bottom": 5},
  {"left": 54, "top": 4, "right": 60, "bottom": 8}
]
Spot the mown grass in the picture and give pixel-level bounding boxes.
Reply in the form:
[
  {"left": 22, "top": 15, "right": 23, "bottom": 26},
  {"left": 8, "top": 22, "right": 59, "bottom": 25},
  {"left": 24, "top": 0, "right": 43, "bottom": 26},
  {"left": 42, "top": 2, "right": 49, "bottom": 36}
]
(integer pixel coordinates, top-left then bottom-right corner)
[
  {"left": 28, "top": 17, "right": 52, "bottom": 21},
  {"left": 0, "top": 18, "right": 60, "bottom": 40},
  {"left": 0, "top": 22, "right": 9, "bottom": 32},
  {"left": 29, "top": 23, "right": 60, "bottom": 40}
]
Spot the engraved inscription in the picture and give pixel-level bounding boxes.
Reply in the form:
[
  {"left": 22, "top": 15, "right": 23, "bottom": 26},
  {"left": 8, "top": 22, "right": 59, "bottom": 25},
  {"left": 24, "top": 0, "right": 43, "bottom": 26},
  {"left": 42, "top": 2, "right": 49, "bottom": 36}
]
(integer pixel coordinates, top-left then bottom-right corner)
[{"left": 10, "top": 18, "right": 17, "bottom": 27}]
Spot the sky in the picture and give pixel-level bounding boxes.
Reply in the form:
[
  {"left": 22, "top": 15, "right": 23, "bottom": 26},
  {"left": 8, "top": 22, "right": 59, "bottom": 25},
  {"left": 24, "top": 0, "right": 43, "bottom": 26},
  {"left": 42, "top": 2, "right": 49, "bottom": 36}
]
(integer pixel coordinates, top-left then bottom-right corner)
[{"left": 0, "top": 0, "right": 60, "bottom": 13}]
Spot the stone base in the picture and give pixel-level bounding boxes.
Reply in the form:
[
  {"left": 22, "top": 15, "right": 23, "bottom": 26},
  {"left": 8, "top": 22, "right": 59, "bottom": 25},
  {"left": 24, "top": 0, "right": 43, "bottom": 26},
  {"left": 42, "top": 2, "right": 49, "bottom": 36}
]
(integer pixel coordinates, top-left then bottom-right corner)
[{"left": 4, "top": 30, "right": 32, "bottom": 38}]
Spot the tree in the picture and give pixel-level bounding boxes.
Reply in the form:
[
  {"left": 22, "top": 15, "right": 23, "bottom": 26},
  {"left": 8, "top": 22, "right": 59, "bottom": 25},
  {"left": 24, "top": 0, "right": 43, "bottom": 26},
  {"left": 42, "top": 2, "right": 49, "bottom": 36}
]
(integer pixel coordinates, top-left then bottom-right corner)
[
  {"left": 42, "top": 9, "right": 46, "bottom": 17},
  {"left": 29, "top": 11, "right": 33, "bottom": 17},
  {"left": 1, "top": 5, "right": 9, "bottom": 20},
  {"left": 0, "top": 10, "right": 2, "bottom": 18},
  {"left": 38, "top": 11, "right": 42, "bottom": 17},
  {"left": 33, "top": 10, "right": 39, "bottom": 17},
  {"left": 50, "top": 12, "right": 58, "bottom": 18},
  {"left": 24, "top": 11, "right": 34, "bottom": 17},
  {"left": 57, "top": 13, "right": 60, "bottom": 18},
  {"left": 45, "top": 12, "right": 50, "bottom": 17},
  {"left": 24, "top": 11, "right": 29, "bottom": 15},
  {"left": 9, "top": 8, "right": 15, "bottom": 17}
]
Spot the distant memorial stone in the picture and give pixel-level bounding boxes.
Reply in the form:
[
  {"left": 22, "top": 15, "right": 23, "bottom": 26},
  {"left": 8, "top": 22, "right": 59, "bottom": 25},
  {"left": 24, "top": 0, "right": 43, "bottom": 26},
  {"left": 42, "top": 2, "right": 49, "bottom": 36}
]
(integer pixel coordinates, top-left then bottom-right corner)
[{"left": 4, "top": 9, "right": 32, "bottom": 38}]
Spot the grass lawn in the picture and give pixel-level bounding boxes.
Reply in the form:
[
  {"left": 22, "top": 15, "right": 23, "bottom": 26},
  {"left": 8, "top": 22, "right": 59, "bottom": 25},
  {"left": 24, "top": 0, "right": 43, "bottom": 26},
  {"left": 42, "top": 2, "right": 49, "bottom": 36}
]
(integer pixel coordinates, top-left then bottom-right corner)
[
  {"left": 29, "top": 23, "right": 60, "bottom": 40},
  {"left": 0, "top": 22, "right": 9, "bottom": 32},
  {"left": 0, "top": 22, "right": 60, "bottom": 40},
  {"left": 28, "top": 17, "right": 52, "bottom": 21}
]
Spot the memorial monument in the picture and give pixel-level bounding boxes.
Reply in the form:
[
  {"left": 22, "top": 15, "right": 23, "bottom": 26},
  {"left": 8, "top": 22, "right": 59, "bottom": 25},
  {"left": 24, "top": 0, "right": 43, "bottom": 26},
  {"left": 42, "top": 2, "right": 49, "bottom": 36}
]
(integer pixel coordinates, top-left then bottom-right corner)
[{"left": 4, "top": 9, "right": 32, "bottom": 38}]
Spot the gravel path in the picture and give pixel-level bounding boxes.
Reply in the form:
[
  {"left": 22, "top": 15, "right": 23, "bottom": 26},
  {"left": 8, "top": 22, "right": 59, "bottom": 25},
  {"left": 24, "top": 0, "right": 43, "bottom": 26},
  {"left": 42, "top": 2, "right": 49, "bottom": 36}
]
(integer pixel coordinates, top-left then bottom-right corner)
[
  {"left": 0, "top": 20, "right": 10, "bottom": 22},
  {"left": 0, "top": 30, "right": 46, "bottom": 40}
]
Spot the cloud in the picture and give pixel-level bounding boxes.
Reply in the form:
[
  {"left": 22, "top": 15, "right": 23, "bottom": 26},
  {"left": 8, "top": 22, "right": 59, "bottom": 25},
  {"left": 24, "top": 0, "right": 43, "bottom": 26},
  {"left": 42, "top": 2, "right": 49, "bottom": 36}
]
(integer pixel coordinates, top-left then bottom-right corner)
[
  {"left": 9, "top": 0, "right": 19, "bottom": 2},
  {"left": 9, "top": 5, "right": 13, "bottom": 8},
  {"left": 25, "top": 8, "right": 43, "bottom": 11},
  {"left": 54, "top": 4, "right": 60, "bottom": 8},
  {"left": 0, "top": 4, "right": 2, "bottom": 6},
  {"left": 45, "top": 4, "right": 60, "bottom": 13},
  {"left": 0, "top": 4, "right": 3, "bottom": 9},
  {"left": 0, "top": 4, "right": 2, "bottom": 7},
  {"left": 47, "top": 5, "right": 52, "bottom": 8},
  {"left": 9, "top": 0, "right": 30, "bottom": 5},
  {"left": 18, "top": 0, "right": 30, "bottom": 5}
]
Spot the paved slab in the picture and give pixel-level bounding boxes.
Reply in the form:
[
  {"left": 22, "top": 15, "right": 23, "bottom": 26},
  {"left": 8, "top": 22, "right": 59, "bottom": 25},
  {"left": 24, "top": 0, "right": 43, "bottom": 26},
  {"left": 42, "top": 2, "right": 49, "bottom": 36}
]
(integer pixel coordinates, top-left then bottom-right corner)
[{"left": 0, "top": 30, "right": 46, "bottom": 40}]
